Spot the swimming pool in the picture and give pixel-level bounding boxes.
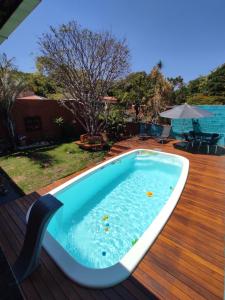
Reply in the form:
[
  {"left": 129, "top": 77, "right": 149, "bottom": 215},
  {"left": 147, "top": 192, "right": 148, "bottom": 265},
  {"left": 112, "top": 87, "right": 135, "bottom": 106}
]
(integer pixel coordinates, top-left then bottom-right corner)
[{"left": 43, "top": 149, "right": 189, "bottom": 288}]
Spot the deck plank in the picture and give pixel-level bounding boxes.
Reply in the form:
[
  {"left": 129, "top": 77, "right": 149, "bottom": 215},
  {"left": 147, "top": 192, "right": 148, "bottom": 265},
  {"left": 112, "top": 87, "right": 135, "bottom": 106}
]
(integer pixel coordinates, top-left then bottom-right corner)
[{"left": 0, "top": 138, "right": 224, "bottom": 299}]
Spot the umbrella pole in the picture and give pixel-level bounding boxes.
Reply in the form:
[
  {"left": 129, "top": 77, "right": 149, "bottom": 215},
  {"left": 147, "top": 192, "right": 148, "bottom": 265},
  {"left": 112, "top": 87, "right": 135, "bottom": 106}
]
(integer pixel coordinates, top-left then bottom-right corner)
[{"left": 182, "top": 119, "right": 185, "bottom": 139}]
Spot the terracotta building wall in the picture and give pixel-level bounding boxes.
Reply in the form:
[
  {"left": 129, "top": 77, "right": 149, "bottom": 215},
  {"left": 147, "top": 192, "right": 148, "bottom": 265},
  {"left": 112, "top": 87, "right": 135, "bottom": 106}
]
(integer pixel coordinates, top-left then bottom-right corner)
[{"left": 0, "top": 99, "right": 84, "bottom": 143}]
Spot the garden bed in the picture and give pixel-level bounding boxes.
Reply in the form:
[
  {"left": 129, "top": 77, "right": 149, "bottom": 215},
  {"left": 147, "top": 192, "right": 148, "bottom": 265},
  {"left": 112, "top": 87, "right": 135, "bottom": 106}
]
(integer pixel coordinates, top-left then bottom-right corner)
[{"left": 75, "top": 140, "right": 105, "bottom": 151}]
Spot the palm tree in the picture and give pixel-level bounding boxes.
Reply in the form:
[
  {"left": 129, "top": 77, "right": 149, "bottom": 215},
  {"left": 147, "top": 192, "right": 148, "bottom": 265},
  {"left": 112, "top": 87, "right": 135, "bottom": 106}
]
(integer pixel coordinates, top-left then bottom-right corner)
[
  {"left": 0, "top": 53, "right": 25, "bottom": 149},
  {"left": 144, "top": 61, "right": 173, "bottom": 122}
]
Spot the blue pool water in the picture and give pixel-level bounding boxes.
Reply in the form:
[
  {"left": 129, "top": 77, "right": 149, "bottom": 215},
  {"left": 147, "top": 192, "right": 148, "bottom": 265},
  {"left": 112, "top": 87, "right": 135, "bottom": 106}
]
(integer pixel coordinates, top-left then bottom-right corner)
[{"left": 48, "top": 150, "right": 182, "bottom": 269}]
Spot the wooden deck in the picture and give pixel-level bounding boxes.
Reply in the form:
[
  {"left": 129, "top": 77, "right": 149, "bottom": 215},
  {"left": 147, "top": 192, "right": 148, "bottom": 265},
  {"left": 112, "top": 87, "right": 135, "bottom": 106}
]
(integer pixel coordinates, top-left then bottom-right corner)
[{"left": 0, "top": 138, "right": 224, "bottom": 300}]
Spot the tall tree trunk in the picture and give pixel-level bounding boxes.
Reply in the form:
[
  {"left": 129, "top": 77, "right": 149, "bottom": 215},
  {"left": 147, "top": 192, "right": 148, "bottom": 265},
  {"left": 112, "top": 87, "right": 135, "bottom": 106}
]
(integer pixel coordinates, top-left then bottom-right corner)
[{"left": 6, "top": 114, "right": 16, "bottom": 150}]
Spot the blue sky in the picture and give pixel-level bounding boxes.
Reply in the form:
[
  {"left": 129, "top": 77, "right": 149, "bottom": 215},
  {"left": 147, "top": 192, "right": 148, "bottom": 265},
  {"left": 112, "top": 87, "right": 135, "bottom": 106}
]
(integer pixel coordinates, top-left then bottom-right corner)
[{"left": 1, "top": 0, "right": 225, "bottom": 82}]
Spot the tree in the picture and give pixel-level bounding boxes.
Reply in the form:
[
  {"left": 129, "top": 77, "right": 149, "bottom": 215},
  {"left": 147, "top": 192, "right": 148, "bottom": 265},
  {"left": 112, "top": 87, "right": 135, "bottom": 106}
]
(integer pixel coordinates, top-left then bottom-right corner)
[
  {"left": 25, "top": 72, "right": 61, "bottom": 99},
  {"left": 39, "top": 21, "right": 130, "bottom": 136},
  {"left": 33, "top": 56, "right": 64, "bottom": 99},
  {"left": 36, "top": 56, "right": 54, "bottom": 76},
  {"left": 207, "top": 64, "right": 225, "bottom": 97},
  {"left": 168, "top": 76, "right": 188, "bottom": 104},
  {"left": 110, "top": 71, "right": 151, "bottom": 121},
  {"left": 0, "top": 53, "right": 25, "bottom": 148},
  {"left": 187, "top": 76, "right": 208, "bottom": 95},
  {"left": 106, "top": 104, "right": 128, "bottom": 140},
  {"left": 168, "top": 76, "right": 184, "bottom": 91},
  {"left": 110, "top": 62, "right": 174, "bottom": 123},
  {"left": 143, "top": 62, "right": 173, "bottom": 122},
  {"left": 176, "top": 63, "right": 225, "bottom": 105}
]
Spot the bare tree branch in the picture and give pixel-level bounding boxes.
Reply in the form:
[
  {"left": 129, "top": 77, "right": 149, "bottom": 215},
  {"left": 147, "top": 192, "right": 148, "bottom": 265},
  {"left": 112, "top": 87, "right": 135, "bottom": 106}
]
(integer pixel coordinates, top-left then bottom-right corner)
[{"left": 39, "top": 21, "right": 130, "bottom": 135}]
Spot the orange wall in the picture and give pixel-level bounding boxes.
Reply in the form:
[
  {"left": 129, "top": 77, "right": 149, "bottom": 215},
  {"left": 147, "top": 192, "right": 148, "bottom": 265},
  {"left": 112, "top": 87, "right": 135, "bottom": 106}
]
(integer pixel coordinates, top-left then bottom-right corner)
[{"left": 0, "top": 99, "right": 84, "bottom": 143}]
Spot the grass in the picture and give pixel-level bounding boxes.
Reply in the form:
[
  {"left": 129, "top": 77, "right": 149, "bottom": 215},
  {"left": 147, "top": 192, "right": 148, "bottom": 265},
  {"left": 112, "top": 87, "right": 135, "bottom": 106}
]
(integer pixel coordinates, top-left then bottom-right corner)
[{"left": 0, "top": 142, "right": 106, "bottom": 194}]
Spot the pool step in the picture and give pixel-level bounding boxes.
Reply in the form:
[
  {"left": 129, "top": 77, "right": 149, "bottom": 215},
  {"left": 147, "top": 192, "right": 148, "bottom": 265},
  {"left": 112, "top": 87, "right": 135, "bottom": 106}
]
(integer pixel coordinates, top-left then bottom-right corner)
[
  {"left": 111, "top": 148, "right": 122, "bottom": 154},
  {"left": 135, "top": 156, "right": 155, "bottom": 161},
  {"left": 112, "top": 144, "right": 130, "bottom": 151},
  {"left": 105, "top": 152, "right": 115, "bottom": 159},
  {"left": 105, "top": 144, "right": 130, "bottom": 159}
]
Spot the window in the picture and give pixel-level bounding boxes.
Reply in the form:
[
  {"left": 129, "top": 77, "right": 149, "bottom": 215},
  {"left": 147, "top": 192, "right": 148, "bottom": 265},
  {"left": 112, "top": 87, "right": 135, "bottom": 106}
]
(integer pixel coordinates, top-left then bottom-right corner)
[{"left": 24, "top": 116, "right": 42, "bottom": 131}]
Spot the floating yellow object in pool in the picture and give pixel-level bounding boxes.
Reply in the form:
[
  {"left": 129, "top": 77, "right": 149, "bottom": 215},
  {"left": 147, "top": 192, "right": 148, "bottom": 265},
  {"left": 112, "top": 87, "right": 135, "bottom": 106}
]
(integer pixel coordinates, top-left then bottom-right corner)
[
  {"left": 146, "top": 191, "right": 153, "bottom": 197},
  {"left": 102, "top": 215, "right": 109, "bottom": 221}
]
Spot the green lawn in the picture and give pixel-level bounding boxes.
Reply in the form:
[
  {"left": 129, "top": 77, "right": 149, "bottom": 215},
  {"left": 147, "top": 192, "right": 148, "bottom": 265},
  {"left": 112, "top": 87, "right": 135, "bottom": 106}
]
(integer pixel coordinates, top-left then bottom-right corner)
[{"left": 0, "top": 142, "right": 105, "bottom": 194}]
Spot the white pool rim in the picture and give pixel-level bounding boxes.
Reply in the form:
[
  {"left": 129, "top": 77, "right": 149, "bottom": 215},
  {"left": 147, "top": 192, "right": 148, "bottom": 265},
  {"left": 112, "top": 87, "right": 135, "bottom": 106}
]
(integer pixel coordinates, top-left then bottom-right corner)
[{"left": 28, "top": 149, "right": 189, "bottom": 288}]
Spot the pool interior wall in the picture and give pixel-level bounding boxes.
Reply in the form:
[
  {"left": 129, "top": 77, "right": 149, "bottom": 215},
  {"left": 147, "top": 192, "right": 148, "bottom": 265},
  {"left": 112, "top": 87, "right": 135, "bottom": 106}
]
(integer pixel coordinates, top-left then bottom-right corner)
[{"left": 47, "top": 151, "right": 182, "bottom": 269}]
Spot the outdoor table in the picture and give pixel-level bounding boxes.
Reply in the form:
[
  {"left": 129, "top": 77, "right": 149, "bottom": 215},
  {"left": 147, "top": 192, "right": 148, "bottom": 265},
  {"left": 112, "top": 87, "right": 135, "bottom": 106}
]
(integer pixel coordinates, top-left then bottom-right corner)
[
  {"left": 182, "top": 132, "right": 214, "bottom": 152},
  {"left": 177, "top": 132, "right": 220, "bottom": 154},
  {"left": 189, "top": 132, "right": 220, "bottom": 154}
]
